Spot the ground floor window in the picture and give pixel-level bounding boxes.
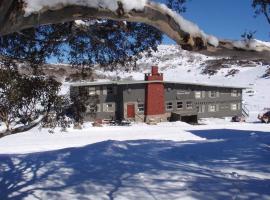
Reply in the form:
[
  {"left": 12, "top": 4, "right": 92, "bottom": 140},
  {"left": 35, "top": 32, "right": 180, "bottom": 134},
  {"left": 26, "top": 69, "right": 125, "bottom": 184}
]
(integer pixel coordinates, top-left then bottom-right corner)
[
  {"left": 231, "top": 103, "right": 239, "bottom": 111},
  {"left": 104, "top": 103, "right": 115, "bottom": 112},
  {"left": 137, "top": 103, "right": 145, "bottom": 112},
  {"left": 198, "top": 105, "right": 205, "bottom": 113},
  {"left": 87, "top": 104, "right": 100, "bottom": 113},
  {"left": 209, "top": 104, "right": 217, "bottom": 112},
  {"left": 186, "top": 101, "right": 193, "bottom": 109},
  {"left": 166, "top": 102, "right": 173, "bottom": 110}
]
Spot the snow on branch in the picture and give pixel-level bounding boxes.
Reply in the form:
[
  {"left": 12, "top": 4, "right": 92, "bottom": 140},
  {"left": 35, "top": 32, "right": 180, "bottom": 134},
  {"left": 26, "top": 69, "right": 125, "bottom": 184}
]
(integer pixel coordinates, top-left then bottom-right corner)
[
  {"left": 22, "top": 0, "right": 218, "bottom": 47},
  {"left": 23, "top": 0, "right": 147, "bottom": 16},
  {"left": 233, "top": 39, "right": 270, "bottom": 52}
]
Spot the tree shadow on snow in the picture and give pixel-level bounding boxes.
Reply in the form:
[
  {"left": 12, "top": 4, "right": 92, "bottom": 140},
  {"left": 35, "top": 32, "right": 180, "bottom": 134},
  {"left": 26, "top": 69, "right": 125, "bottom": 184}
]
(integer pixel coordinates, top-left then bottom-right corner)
[{"left": 0, "top": 129, "right": 270, "bottom": 200}]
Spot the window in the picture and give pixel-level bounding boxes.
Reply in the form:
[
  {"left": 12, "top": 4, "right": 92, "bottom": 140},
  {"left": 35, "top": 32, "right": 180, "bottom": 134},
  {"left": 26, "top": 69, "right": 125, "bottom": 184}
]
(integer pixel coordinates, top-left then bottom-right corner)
[
  {"left": 177, "top": 101, "right": 183, "bottom": 109},
  {"left": 209, "top": 104, "right": 217, "bottom": 112},
  {"left": 231, "top": 103, "right": 238, "bottom": 111},
  {"left": 177, "top": 90, "right": 190, "bottom": 95},
  {"left": 166, "top": 102, "right": 173, "bottom": 110},
  {"left": 104, "top": 103, "right": 115, "bottom": 112},
  {"left": 88, "top": 87, "right": 96, "bottom": 96},
  {"left": 87, "top": 104, "right": 100, "bottom": 113},
  {"left": 137, "top": 103, "right": 144, "bottom": 112},
  {"left": 198, "top": 105, "right": 205, "bottom": 113},
  {"left": 209, "top": 91, "right": 218, "bottom": 98},
  {"left": 186, "top": 101, "right": 193, "bottom": 109},
  {"left": 231, "top": 90, "right": 238, "bottom": 97},
  {"left": 195, "top": 91, "right": 202, "bottom": 99}
]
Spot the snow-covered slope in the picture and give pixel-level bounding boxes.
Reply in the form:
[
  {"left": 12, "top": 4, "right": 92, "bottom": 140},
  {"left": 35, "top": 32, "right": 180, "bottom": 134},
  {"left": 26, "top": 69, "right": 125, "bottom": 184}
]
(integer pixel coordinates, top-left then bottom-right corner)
[{"left": 97, "top": 45, "right": 270, "bottom": 121}]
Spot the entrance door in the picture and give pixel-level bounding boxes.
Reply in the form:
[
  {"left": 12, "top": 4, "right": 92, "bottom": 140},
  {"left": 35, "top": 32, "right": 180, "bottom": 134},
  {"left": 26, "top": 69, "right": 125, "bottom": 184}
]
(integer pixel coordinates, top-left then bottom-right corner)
[{"left": 127, "top": 104, "right": 135, "bottom": 118}]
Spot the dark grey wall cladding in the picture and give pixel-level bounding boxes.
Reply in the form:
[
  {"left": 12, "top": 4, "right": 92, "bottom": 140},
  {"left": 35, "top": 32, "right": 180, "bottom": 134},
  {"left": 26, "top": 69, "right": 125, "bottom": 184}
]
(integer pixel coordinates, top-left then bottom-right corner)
[
  {"left": 164, "top": 83, "right": 242, "bottom": 118},
  {"left": 70, "top": 82, "right": 243, "bottom": 121},
  {"left": 122, "top": 84, "right": 146, "bottom": 103}
]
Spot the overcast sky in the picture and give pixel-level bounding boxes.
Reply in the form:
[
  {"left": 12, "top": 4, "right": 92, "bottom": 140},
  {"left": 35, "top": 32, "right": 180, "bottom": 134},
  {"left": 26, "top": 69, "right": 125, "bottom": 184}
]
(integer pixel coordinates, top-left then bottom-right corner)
[{"left": 163, "top": 0, "right": 269, "bottom": 44}]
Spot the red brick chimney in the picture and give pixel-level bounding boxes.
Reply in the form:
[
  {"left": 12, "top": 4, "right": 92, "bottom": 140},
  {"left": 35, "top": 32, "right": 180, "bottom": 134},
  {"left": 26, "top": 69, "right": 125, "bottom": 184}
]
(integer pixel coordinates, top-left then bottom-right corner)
[
  {"left": 145, "top": 66, "right": 165, "bottom": 118},
  {"left": 145, "top": 66, "right": 163, "bottom": 81}
]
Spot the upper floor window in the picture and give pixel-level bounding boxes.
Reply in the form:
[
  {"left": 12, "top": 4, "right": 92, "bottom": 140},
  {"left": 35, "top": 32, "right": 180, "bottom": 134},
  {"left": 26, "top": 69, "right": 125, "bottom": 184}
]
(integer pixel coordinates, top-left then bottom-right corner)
[
  {"left": 209, "top": 91, "right": 219, "bottom": 98},
  {"left": 137, "top": 103, "right": 145, "bottom": 112},
  {"left": 166, "top": 102, "right": 173, "bottom": 111},
  {"left": 195, "top": 91, "right": 202, "bottom": 99},
  {"left": 186, "top": 101, "right": 193, "bottom": 109},
  {"left": 88, "top": 87, "right": 96, "bottom": 96},
  {"left": 177, "top": 90, "right": 190, "bottom": 95},
  {"left": 231, "top": 90, "right": 238, "bottom": 97},
  {"left": 231, "top": 89, "right": 241, "bottom": 97},
  {"left": 177, "top": 101, "right": 183, "bottom": 109}
]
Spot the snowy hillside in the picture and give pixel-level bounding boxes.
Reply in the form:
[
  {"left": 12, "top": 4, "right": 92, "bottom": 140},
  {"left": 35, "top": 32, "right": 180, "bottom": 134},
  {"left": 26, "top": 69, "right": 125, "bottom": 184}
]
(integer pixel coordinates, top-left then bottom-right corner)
[{"left": 97, "top": 45, "right": 270, "bottom": 121}]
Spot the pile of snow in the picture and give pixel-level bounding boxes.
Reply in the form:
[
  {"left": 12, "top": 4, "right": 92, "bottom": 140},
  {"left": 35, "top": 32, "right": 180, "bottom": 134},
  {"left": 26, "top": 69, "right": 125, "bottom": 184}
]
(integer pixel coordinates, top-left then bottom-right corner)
[
  {"left": 23, "top": 0, "right": 147, "bottom": 16},
  {"left": 233, "top": 39, "right": 270, "bottom": 52}
]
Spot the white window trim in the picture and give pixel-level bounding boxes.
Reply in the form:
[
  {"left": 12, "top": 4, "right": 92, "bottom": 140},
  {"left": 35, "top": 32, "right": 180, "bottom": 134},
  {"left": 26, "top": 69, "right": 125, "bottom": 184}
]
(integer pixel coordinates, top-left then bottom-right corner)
[
  {"left": 209, "top": 104, "right": 217, "bottom": 112},
  {"left": 166, "top": 102, "right": 173, "bottom": 111},
  {"left": 186, "top": 101, "right": 193, "bottom": 110},
  {"left": 209, "top": 91, "right": 219, "bottom": 98},
  {"left": 198, "top": 105, "right": 205, "bottom": 113},
  {"left": 231, "top": 89, "right": 238, "bottom": 97},
  {"left": 103, "top": 103, "right": 115, "bottom": 112},
  {"left": 231, "top": 103, "right": 238, "bottom": 111},
  {"left": 137, "top": 103, "right": 145, "bottom": 113},
  {"left": 87, "top": 104, "right": 101, "bottom": 113},
  {"left": 176, "top": 101, "right": 183, "bottom": 110},
  {"left": 195, "top": 91, "right": 202, "bottom": 99}
]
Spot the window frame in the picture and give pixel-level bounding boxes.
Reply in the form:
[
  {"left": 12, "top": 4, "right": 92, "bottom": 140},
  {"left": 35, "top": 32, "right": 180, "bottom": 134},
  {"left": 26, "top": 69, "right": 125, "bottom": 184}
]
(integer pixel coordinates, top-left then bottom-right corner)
[
  {"left": 104, "top": 103, "right": 115, "bottom": 112},
  {"left": 176, "top": 101, "right": 183, "bottom": 110},
  {"left": 186, "top": 101, "right": 193, "bottom": 109},
  {"left": 137, "top": 103, "right": 145, "bottom": 113},
  {"left": 166, "top": 102, "right": 173, "bottom": 111},
  {"left": 231, "top": 89, "right": 238, "bottom": 97},
  {"left": 195, "top": 91, "right": 202, "bottom": 99},
  {"left": 209, "top": 91, "right": 218, "bottom": 98},
  {"left": 209, "top": 104, "right": 217, "bottom": 112},
  {"left": 231, "top": 103, "right": 238, "bottom": 111}
]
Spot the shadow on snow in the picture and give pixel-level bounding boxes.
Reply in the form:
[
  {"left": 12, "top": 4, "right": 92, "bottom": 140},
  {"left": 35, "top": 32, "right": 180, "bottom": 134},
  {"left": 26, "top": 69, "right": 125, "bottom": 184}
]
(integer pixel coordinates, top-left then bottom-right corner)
[{"left": 1, "top": 129, "right": 270, "bottom": 200}]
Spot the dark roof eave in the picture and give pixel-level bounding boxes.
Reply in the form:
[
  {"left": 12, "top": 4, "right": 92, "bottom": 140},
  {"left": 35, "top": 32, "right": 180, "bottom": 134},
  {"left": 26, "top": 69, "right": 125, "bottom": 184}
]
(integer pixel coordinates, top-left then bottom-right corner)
[{"left": 70, "top": 80, "right": 248, "bottom": 89}]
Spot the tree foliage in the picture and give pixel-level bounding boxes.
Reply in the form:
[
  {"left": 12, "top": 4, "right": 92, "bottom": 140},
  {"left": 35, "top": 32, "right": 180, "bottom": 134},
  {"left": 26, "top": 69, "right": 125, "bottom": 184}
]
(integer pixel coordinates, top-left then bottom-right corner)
[
  {"left": 252, "top": 0, "right": 270, "bottom": 24},
  {"left": 0, "top": 0, "right": 187, "bottom": 70},
  {"left": 0, "top": 63, "right": 60, "bottom": 132}
]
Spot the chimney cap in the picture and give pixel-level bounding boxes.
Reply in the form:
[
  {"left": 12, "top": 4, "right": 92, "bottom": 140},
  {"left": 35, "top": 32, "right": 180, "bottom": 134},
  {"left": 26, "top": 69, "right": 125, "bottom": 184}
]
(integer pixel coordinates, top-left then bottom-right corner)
[{"left": 151, "top": 66, "right": 159, "bottom": 75}]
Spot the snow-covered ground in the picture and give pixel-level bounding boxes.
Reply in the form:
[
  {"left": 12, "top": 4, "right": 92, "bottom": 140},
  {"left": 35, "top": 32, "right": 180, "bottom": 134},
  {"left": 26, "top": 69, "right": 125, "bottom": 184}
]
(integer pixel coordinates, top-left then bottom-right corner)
[{"left": 0, "top": 120, "right": 270, "bottom": 200}]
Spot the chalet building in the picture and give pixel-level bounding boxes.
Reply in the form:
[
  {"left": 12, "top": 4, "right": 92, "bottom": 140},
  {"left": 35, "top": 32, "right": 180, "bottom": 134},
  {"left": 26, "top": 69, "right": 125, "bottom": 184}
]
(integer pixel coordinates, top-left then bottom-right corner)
[{"left": 70, "top": 66, "right": 247, "bottom": 123}]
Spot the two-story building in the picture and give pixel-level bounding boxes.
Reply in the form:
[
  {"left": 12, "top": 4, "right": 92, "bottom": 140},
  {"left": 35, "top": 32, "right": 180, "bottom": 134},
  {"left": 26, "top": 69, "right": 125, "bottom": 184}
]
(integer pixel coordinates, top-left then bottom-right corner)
[{"left": 70, "top": 66, "right": 246, "bottom": 123}]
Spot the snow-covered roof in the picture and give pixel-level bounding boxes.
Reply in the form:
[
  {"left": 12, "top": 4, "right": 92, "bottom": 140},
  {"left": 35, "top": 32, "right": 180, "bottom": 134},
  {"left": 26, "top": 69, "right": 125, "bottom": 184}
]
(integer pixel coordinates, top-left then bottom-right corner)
[{"left": 70, "top": 80, "right": 246, "bottom": 89}]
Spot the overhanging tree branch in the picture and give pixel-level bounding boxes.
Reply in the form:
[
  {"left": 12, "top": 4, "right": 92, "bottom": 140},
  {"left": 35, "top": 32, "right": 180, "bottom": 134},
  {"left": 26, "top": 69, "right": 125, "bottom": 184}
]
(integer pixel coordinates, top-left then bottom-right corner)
[
  {"left": 0, "top": 1, "right": 214, "bottom": 51},
  {"left": 0, "top": 0, "right": 269, "bottom": 53}
]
